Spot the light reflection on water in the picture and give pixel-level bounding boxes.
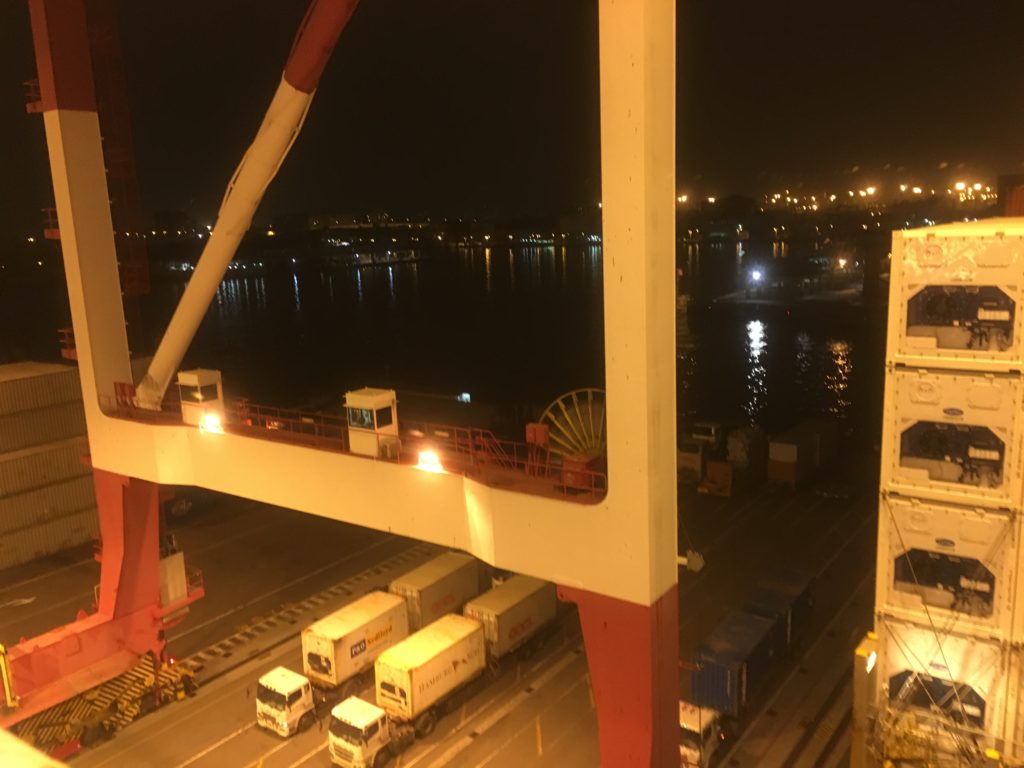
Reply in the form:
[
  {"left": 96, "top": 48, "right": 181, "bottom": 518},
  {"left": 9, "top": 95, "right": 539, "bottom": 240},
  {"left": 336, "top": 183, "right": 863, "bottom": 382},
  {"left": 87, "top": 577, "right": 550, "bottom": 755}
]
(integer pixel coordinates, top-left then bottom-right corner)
[
  {"left": 744, "top": 319, "right": 767, "bottom": 421},
  {"left": 154, "top": 245, "right": 863, "bottom": 428},
  {"left": 826, "top": 339, "right": 852, "bottom": 416}
]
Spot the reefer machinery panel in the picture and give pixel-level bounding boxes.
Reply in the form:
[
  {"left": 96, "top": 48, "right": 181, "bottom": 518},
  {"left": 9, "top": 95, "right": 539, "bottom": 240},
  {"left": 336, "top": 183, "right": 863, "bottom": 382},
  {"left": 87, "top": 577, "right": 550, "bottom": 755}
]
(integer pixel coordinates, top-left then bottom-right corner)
[{"left": 887, "top": 220, "right": 1024, "bottom": 373}]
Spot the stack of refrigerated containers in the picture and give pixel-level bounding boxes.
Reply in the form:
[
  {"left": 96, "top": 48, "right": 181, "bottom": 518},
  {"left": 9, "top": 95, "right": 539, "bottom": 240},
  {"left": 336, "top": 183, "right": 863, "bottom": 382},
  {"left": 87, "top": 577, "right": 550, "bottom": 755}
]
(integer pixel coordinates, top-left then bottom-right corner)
[{"left": 865, "top": 219, "right": 1024, "bottom": 765}]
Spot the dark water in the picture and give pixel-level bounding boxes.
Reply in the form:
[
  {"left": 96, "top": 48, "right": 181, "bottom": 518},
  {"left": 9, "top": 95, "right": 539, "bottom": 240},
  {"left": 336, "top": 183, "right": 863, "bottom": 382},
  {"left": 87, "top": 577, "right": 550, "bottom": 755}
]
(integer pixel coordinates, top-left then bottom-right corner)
[{"left": 0, "top": 242, "right": 884, "bottom": 442}]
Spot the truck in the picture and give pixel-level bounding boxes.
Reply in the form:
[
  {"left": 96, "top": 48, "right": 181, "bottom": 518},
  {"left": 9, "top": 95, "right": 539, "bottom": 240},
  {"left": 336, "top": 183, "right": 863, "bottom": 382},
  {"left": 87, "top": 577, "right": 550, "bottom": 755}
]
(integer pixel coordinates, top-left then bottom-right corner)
[
  {"left": 329, "top": 614, "right": 487, "bottom": 767},
  {"left": 678, "top": 440, "right": 705, "bottom": 483},
  {"left": 256, "top": 665, "right": 317, "bottom": 737},
  {"left": 679, "top": 701, "right": 724, "bottom": 767},
  {"left": 462, "top": 575, "right": 557, "bottom": 666},
  {"left": 302, "top": 591, "right": 409, "bottom": 696},
  {"left": 692, "top": 610, "right": 783, "bottom": 719},
  {"left": 388, "top": 551, "right": 480, "bottom": 630},
  {"left": 743, "top": 568, "right": 816, "bottom": 653},
  {"left": 767, "top": 420, "right": 838, "bottom": 488}
]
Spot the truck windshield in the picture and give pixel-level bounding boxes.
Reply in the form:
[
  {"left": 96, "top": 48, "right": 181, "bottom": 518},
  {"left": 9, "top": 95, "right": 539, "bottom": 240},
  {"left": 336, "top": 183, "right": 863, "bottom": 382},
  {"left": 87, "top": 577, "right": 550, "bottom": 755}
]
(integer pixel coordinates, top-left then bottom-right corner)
[
  {"left": 330, "top": 717, "right": 367, "bottom": 745},
  {"left": 256, "top": 683, "right": 286, "bottom": 710}
]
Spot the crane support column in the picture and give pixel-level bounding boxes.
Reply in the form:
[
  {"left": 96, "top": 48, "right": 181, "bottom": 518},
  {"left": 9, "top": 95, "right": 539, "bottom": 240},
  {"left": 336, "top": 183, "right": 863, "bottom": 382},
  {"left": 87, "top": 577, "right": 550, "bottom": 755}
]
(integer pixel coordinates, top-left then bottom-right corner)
[
  {"left": 566, "top": 0, "right": 679, "bottom": 765},
  {"left": 3, "top": 1, "right": 204, "bottom": 729}
]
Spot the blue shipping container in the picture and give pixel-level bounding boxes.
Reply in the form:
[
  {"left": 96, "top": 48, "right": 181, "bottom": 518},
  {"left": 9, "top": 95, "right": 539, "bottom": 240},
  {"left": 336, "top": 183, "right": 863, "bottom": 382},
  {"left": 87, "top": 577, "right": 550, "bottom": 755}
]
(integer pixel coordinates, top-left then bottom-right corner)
[
  {"left": 753, "top": 568, "right": 816, "bottom": 646},
  {"left": 692, "top": 610, "right": 782, "bottom": 717}
]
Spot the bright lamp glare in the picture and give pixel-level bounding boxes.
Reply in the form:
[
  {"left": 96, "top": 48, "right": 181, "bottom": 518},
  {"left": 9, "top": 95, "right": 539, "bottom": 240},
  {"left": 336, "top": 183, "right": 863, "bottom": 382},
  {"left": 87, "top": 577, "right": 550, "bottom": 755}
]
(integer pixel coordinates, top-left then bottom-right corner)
[
  {"left": 199, "top": 412, "right": 224, "bottom": 434},
  {"left": 416, "top": 450, "right": 445, "bottom": 474},
  {"left": 751, "top": 270, "right": 763, "bottom": 282}
]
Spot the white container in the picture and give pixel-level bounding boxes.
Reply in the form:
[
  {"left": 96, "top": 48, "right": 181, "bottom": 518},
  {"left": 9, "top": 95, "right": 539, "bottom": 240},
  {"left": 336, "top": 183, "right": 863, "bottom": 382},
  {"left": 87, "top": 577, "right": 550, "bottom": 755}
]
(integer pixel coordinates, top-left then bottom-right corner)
[
  {"left": 0, "top": 506, "right": 97, "bottom": 570},
  {"left": 0, "top": 438, "right": 89, "bottom": 498},
  {"left": 375, "top": 614, "right": 486, "bottom": 722},
  {"left": 0, "top": 362, "right": 81, "bottom": 416},
  {"left": 880, "top": 367, "right": 1024, "bottom": 508},
  {"left": 0, "top": 402, "right": 87, "bottom": 454},
  {"left": 389, "top": 552, "right": 480, "bottom": 631},
  {"left": 875, "top": 493, "right": 1021, "bottom": 642},
  {"left": 874, "top": 615, "right": 1011, "bottom": 758},
  {"left": 301, "top": 591, "right": 409, "bottom": 689},
  {"left": 887, "top": 220, "right": 1024, "bottom": 373},
  {"left": 0, "top": 475, "right": 96, "bottom": 536},
  {"left": 463, "top": 576, "right": 557, "bottom": 660}
]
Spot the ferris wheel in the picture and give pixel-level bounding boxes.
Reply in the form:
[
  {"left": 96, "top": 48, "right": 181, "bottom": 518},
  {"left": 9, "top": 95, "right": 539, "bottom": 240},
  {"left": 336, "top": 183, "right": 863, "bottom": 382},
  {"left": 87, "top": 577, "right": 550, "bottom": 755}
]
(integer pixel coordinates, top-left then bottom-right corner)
[{"left": 538, "top": 388, "right": 607, "bottom": 458}]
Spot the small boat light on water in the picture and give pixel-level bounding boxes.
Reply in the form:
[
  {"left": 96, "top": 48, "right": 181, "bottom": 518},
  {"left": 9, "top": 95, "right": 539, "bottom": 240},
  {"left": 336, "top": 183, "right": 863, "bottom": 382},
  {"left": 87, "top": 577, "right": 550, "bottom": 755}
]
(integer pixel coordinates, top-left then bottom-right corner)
[
  {"left": 416, "top": 449, "right": 445, "bottom": 474},
  {"left": 199, "top": 412, "right": 224, "bottom": 434}
]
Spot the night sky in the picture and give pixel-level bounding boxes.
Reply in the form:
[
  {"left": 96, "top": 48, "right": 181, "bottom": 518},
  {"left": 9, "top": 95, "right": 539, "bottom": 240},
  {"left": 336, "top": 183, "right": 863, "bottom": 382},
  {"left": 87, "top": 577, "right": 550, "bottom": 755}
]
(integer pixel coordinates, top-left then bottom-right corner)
[{"left": 1, "top": 0, "right": 1022, "bottom": 237}]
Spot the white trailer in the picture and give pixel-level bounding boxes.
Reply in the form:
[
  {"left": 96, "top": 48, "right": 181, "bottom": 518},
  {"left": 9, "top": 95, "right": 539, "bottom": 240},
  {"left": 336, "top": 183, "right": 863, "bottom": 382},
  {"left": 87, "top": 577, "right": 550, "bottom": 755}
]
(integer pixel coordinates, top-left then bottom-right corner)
[
  {"left": 374, "top": 614, "right": 486, "bottom": 736},
  {"left": 462, "top": 575, "right": 557, "bottom": 662},
  {"left": 302, "top": 591, "right": 409, "bottom": 694},
  {"left": 388, "top": 552, "right": 480, "bottom": 630}
]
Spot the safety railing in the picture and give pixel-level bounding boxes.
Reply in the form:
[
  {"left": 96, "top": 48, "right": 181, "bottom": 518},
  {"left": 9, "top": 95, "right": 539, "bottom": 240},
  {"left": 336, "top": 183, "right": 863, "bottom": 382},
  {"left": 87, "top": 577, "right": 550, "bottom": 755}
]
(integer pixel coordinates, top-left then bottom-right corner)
[
  {"left": 233, "top": 399, "right": 349, "bottom": 451},
  {"left": 107, "top": 388, "right": 607, "bottom": 502}
]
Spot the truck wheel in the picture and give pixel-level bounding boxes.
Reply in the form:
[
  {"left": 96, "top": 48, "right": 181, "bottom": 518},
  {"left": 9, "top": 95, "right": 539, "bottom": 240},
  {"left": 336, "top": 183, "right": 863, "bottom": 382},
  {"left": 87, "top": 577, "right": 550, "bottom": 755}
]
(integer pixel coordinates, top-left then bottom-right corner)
[
  {"left": 372, "top": 749, "right": 391, "bottom": 768},
  {"left": 298, "top": 711, "right": 315, "bottom": 733},
  {"left": 341, "top": 678, "right": 361, "bottom": 700},
  {"left": 413, "top": 710, "right": 437, "bottom": 737}
]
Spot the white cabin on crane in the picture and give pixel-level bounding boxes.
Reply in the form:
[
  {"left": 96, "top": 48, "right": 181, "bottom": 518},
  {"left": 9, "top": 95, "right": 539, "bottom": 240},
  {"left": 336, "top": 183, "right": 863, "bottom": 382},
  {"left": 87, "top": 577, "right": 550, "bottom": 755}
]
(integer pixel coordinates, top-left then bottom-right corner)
[{"left": 345, "top": 387, "right": 399, "bottom": 459}]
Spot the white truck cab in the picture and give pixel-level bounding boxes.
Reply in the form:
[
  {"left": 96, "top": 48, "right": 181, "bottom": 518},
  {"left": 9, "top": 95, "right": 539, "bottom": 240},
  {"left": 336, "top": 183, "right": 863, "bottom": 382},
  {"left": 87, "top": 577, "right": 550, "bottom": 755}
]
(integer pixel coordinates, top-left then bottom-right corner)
[
  {"left": 679, "top": 701, "right": 723, "bottom": 767},
  {"left": 256, "top": 666, "right": 316, "bottom": 737},
  {"left": 329, "top": 696, "right": 413, "bottom": 768}
]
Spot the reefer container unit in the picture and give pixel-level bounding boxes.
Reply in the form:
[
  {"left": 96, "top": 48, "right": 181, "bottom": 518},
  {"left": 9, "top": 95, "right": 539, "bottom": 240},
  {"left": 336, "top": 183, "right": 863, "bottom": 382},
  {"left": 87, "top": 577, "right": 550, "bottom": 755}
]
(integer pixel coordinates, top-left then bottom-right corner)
[
  {"left": 692, "top": 610, "right": 782, "bottom": 718},
  {"left": 0, "top": 362, "right": 81, "bottom": 416},
  {"left": 876, "top": 493, "right": 1020, "bottom": 642},
  {"left": 374, "top": 614, "right": 486, "bottom": 723},
  {"left": 302, "top": 591, "right": 409, "bottom": 690},
  {"left": 743, "top": 568, "right": 815, "bottom": 651},
  {"left": 1, "top": 506, "right": 97, "bottom": 570},
  {"left": 875, "top": 615, "right": 1011, "bottom": 761},
  {"left": 388, "top": 552, "right": 480, "bottom": 631},
  {"left": 0, "top": 438, "right": 89, "bottom": 498},
  {"left": 0, "top": 402, "right": 87, "bottom": 454},
  {"left": 879, "top": 367, "right": 1024, "bottom": 509},
  {"left": 462, "top": 576, "right": 557, "bottom": 660},
  {"left": 0, "top": 475, "right": 97, "bottom": 536},
  {"left": 886, "top": 221, "right": 1024, "bottom": 374}
]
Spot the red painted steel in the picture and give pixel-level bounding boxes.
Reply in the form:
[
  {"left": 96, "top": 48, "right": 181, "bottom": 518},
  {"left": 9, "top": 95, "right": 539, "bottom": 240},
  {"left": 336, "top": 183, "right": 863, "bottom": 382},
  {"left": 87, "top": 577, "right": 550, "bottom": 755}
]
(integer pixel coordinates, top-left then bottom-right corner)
[
  {"left": 0, "top": 470, "right": 203, "bottom": 726},
  {"left": 283, "top": 0, "right": 361, "bottom": 93},
  {"left": 27, "top": 0, "right": 96, "bottom": 112},
  {"left": 85, "top": 0, "right": 150, "bottom": 298},
  {"left": 558, "top": 583, "right": 679, "bottom": 768}
]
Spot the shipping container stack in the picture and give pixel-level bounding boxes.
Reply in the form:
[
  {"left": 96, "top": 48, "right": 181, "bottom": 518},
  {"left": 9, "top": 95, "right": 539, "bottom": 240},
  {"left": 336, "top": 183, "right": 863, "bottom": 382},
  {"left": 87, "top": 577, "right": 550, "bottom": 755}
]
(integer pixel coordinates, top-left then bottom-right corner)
[
  {"left": 0, "top": 362, "right": 95, "bottom": 570},
  {"left": 860, "top": 219, "right": 1024, "bottom": 767}
]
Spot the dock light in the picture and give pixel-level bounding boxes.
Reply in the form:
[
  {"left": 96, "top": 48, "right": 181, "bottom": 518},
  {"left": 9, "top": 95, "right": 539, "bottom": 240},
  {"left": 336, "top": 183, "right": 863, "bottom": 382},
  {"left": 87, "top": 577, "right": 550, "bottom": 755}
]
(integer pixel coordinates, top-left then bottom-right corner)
[
  {"left": 750, "top": 269, "right": 763, "bottom": 283},
  {"left": 199, "top": 412, "right": 224, "bottom": 434},
  {"left": 838, "top": 258, "right": 848, "bottom": 269},
  {"left": 416, "top": 449, "right": 445, "bottom": 474},
  {"left": 955, "top": 181, "right": 966, "bottom": 191},
  {"left": 865, "top": 186, "right": 876, "bottom": 196},
  {"left": 865, "top": 650, "right": 877, "bottom": 674},
  {"left": 912, "top": 186, "right": 922, "bottom": 194}
]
